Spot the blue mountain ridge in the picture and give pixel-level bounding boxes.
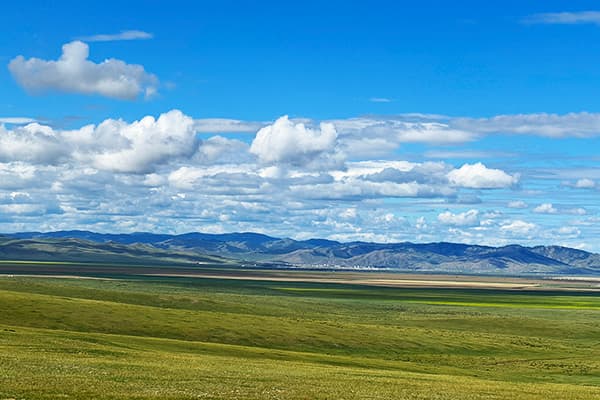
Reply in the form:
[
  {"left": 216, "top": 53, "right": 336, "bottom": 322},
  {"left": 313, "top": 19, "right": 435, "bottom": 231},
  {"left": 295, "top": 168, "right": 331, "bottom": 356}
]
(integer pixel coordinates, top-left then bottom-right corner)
[{"left": 5, "top": 230, "right": 600, "bottom": 275}]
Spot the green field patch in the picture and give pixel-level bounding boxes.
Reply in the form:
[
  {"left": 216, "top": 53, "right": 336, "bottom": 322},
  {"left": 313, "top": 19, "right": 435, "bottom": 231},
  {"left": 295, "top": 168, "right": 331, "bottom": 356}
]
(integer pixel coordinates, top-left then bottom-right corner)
[
  {"left": 274, "top": 286, "right": 366, "bottom": 294},
  {"left": 409, "top": 300, "right": 600, "bottom": 310}
]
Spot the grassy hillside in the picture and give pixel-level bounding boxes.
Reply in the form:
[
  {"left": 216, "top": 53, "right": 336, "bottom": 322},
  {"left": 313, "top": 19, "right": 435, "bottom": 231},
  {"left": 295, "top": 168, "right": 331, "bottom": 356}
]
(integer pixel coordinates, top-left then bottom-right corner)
[
  {"left": 0, "top": 237, "right": 230, "bottom": 265},
  {"left": 1, "top": 274, "right": 600, "bottom": 399}
]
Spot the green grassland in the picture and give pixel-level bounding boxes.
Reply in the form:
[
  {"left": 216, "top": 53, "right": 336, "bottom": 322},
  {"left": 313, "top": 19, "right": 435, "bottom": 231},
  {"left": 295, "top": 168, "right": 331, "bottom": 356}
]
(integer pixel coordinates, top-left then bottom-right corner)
[{"left": 1, "top": 272, "right": 600, "bottom": 399}]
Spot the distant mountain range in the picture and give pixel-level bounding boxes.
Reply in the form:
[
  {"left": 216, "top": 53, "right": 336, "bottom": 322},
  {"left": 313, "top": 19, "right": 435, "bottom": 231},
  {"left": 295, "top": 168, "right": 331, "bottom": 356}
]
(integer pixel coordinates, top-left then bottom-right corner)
[{"left": 3, "top": 230, "right": 600, "bottom": 276}]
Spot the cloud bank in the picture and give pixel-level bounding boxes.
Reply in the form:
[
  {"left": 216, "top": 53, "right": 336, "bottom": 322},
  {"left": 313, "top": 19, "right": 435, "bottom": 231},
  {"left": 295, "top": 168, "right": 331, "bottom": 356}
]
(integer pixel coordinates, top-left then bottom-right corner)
[{"left": 0, "top": 109, "right": 594, "bottom": 251}]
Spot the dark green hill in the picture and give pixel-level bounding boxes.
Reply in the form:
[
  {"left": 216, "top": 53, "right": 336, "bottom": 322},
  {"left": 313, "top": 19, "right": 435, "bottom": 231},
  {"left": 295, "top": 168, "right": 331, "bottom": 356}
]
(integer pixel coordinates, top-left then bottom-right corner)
[{"left": 0, "top": 236, "right": 228, "bottom": 266}]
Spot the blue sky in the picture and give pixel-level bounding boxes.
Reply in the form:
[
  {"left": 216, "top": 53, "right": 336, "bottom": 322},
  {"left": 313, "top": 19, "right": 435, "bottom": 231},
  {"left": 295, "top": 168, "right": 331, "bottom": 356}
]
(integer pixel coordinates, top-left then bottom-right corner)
[{"left": 1, "top": 1, "right": 600, "bottom": 251}]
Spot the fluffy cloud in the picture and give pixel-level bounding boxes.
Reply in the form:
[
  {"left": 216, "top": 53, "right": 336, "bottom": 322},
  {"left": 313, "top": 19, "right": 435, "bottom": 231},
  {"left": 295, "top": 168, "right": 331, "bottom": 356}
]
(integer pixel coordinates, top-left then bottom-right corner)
[
  {"left": 507, "top": 200, "right": 528, "bottom": 209},
  {"left": 437, "top": 209, "right": 480, "bottom": 226},
  {"left": 0, "top": 123, "right": 68, "bottom": 164},
  {"left": 331, "top": 118, "right": 476, "bottom": 156},
  {"left": 201, "top": 112, "right": 600, "bottom": 164},
  {"left": 0, "top": 110, "right": 199, "bottom": 173},
  {"left": 500, "top": 220, "right": 537, "bottom": 236},
  {"left": 447, "top": 163, "right": 519, "bottom": 189},
  {"left": 557, "top": 226, "right": 581, "bottom": 237},
  {"left": 89, "top": 110, "right": 197, "bottom": 173},
  {"left": 292, "top": 180, "right": 454, "bottom": 200},
  {"left": 574, "top": 178, "right": 596, "bottom": 189},
  {"left": 250, "top": 116, "right": 340, "bottom": 167},
  {"left": 9, "top": 41, "right": 158, "bottom": 100},
  {"left": 0, "top": 163, "right": 42, "bottom": 189},
  {"left": 533, "top": 203, "right": 558, "bottom": 214},
  {"left": 363, "top": 162, "right": 450, "bottom": 185},
  {"left": 0, "top": 203, "right": 51, "bottom": 216},
  {"left": 291, "top": 160, "right": 457, "bottom": 200},
  {"left": 531, "top": 203, "right": 585, "bottom": 215},
  {"left": 567, "top": 207, "right": 588, "bottom": 216},
  {"left": 195, "top": 136, "right": 251, "bottom": 164},
  {"left": 167, "top": 165, "right": 258, "bottom": 191}
]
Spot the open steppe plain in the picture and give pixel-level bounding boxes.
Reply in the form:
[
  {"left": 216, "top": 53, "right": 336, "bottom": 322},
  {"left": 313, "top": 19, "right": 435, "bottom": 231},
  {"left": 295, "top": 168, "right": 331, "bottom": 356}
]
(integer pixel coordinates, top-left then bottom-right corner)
[{"left": 1, "top": 261, "right": 600, "bottom": 399}]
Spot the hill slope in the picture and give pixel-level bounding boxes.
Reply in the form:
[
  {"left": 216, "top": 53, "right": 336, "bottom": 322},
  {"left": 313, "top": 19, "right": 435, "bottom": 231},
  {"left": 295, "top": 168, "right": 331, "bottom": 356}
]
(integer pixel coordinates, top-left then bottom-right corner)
[{"left": 0, "top": 236, "right": 228, "bottom": 266}]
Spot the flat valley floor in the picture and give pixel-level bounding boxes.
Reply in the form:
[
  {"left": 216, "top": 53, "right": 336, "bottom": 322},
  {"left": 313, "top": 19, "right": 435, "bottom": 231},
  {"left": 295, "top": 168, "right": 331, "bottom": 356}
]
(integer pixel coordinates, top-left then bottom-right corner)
[{"left": 1, "top": 264, "right": 600, "bottom": 399}]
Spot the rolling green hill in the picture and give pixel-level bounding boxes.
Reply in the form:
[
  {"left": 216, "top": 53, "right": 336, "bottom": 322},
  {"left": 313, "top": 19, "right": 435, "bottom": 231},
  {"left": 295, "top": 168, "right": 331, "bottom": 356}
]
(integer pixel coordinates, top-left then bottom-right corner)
[{"left": 0, "top": 236, "right": 230, "bottom": 266}]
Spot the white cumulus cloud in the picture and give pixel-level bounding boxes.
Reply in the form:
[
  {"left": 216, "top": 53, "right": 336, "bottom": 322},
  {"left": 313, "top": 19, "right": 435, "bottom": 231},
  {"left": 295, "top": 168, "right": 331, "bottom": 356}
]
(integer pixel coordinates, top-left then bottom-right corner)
[
  {"left": 8, "top": 41, "right": 158, "bottom": 100},
  {"left": 447, "top": 162, "right": 519, "bottom": 189},
  {"left": 507, "top": 200, "right": 528, "bottom": 209},
  {"left": 250, "top": 116, "right": 340, "bottom": 167},
  {"left": 574, "top": 178, "right": 596, "bottom": 188},
  {"left": 533, "top": 203, "right": 558, "bottom": 214},
  {"left": 90, "top": 110, "right": 198, "bottom": 173},
  {"left": 500, "top": 220, "right": 537, "bottom": 235},
  {"left": 0, "top": 123, "right": 68, "bottom": 164},
  {"left": 437, "top": 209, "right": 480, "bottom": 226}
]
